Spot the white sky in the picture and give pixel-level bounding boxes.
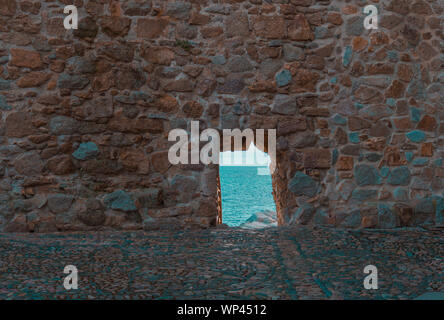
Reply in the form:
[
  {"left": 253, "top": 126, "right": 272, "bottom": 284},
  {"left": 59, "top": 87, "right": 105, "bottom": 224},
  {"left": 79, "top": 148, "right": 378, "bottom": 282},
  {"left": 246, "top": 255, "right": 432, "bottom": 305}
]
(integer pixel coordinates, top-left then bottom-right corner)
[{"left": 219, "top": 143, "right": 271, "bottom": 166}]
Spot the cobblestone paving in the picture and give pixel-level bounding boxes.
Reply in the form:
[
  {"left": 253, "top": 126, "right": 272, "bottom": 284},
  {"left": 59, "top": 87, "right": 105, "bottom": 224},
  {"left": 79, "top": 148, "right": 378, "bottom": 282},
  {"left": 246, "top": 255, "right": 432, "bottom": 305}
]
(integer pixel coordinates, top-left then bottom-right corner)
[{"left": 0, "top": 227, "right": 443, "bottom": 300}]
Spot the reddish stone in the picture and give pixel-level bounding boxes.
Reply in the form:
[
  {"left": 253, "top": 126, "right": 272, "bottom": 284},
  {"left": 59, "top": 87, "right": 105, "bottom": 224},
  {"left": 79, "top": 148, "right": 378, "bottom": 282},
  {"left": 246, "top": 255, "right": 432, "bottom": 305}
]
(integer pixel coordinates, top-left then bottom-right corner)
[
  {"left": 367, "top": 63, "right": 395, "bottom": 75},
  {"left": 386, "top": 80, "right": 405, "bottom": 99},
  {"left": 5, "top": 112, "right": 37, "bottom": 138},
  {"left": 420, "top": 142, "right": 433, "bottom": 157},
  {"left": 417, "top": 115, "right": 437, "bottom": 131},
  {"left": 337, "top": 156, "right": 354, "bottom": 171},
  {"left": 101, "top": 16, "right": 131, "bottom": 37},
  {"left": 17, "top": 71, "right": 50, "bottom": 88},
  {"left": 352, "top": 37, "right": 368, "bottom": 52},
  {"left": 10, "top": 48, "right": 43, "bottom": 69},
  {"left": 120, "top": 148, "right": 150, "bottom": 174},
  {"left": 151, "top": 151, "right": 171, "bottom": 174},
  {"left": 363, "top": 137, "right": 387, "bottom": 151},
  {"left": 157, "top": 95, "right": 179, "bottom": 114},
  {"left": 327, "top": 12, "right": 343, "bottom": 25},
  {"left": 288, "top": 14, "right": 313, "bottom": 41},
  {"left": 136, "top": 18, "right": 168, "bottom": 38},
  {"left": 397, "top": 64, "right": 414, "bottom": 82},
  {"left": 14, "top": 151, "right": 44, "bottom": 176},
  {"left": 393, "top": 117, "right": 412, "bottom": 131},
  {"left": 348, "top": 116, "right": 371, "bottom": 131},
  {"left": 385, "top": 147, "right": 407, "bottom": 166},
  {"left": 164, "top": 79, "right": 194, "bottom": 92},
  {"left": 303, "top": 149, "right": 331, "bottom": 169},
  {"left": 200, "top": 26, "right": 223, "bottom": 38},
  {"left": 370, "top": 31, "right": 389, "bottom": 46},
  {"left": 47, "top": 155, "right": 75, "bottom": 175},
  {"left": 142, "top": 46, "right": 175, "bottom": 66},
  {"left": 253, "top": 15, "right": 286, "bottom": 39},
  {"left": 182, "top": 101, "right": 203, "bottom": 118},
  {"left": 189, "top": 12, "right": 211, "bottom": 25}
]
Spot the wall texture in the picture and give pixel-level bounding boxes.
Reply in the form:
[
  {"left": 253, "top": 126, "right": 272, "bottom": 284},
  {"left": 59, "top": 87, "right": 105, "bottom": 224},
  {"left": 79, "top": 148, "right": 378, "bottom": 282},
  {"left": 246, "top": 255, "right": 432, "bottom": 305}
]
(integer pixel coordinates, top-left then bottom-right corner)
[{"left": 0, "top": 0, "right": 443, "bottom": 232}]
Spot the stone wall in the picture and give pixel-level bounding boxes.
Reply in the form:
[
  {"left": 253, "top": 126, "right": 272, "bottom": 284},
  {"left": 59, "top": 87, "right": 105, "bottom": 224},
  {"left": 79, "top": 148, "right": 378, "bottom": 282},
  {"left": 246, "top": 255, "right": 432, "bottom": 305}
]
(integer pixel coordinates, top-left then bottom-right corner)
[{"left": 0, "top": 0, "right": 443, "bottom": 232}]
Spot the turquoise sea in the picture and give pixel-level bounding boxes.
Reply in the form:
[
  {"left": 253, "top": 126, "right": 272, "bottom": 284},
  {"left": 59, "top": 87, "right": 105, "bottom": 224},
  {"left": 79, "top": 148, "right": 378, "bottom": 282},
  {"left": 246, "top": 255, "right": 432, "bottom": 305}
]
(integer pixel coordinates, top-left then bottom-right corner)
[{"left": 219, "top": 166, "right": 277, "bottom": 226}]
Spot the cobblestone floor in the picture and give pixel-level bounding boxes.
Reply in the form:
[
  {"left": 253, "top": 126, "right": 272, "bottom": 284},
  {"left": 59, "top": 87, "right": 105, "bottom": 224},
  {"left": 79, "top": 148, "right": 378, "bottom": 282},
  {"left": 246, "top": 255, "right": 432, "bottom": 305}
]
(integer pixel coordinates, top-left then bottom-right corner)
[{"left": 0, "top": 226, "right": 443, "bottom": 300}]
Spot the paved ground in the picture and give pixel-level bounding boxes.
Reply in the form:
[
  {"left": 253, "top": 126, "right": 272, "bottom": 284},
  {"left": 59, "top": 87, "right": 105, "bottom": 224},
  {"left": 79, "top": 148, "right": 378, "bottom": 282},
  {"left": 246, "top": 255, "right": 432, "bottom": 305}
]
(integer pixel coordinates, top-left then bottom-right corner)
[{"left": 0, "top": 226, "right": 443, "bottom": 300}]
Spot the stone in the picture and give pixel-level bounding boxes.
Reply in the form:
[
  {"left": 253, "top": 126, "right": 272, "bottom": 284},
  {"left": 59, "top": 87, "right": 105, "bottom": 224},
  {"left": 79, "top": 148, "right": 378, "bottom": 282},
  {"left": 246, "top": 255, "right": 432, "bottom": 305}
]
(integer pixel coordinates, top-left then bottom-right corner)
[
  {"left": 386, "top": 80, "right": 405, "bottom": 99},
  {"left": 288, "top": 14, "right": 314, "bottom": 41},
  {"left": 137, "top": 18, "right": 168, "bottom": 38},
  {"left": 166, "top": 2, "right": 191, "bottom": 20},
  {"left": 72, "top": 142, "right": 100, "bottom": 161},
  {"left": 351, "top": 189, "right": 378, "bottom": 201},
  {"left": 10, "top": 48, "right": 43, "bottom": 69},
  {"left": 378, "top": 204, "right": 396, "bottom": 228},
  {"left": 226, "top": 56, "right": 253, "bottom": 73},
  {"left": 4, "top": 215, "right": 27, "bottom": 233},
  {"left": 288, "top": 171, "right": 318, "bottom": 197},
  {"left": 14, "top": 151, "right": 44, "bottom": 176},
  {"left": 5, "top": 112, "right": 36, "bottom": 137},
  {"left": 57, "top": 74, "right": 89, "bottom": 90},
  {"left": 303, "top": 149, "right": 331, "bottom": 169},
  {"left": 49, "top": 116, "right": 78, "bottom": 135},
  {"left": 283, "top": 45, "right": 304, "bottom": 62},
  {"left": 354, "top": 165, "right": 381, "bottom": 186},
  {"left": 342, "top": 46, "right": 353, "bottom": 67},
  {"left": 291, "top": 204, "right": 314, "bottom": 225},
  {"left": 253, "top": 16, "right": 286, "bottom": 39},
  {"left": 142, "top": 46, "right": 175, "bottom": 66},
  {"left": 275, "top": 69, "right": 292, "bottom": 87},
  {"left": 388, "top": 166, "right": 411, "bottom": 186},
  {"left": 104, "top": 190, "right": 137, "bottom": 212},
  {"left": 272, "top": 95, "right": 297, "bottom": 115},
  {"left": 47, "top": 155, "right": 75, "bottom": 175},
  {"left": 417, "top": 115, "right": 437, "bottom": 132},
  {"left": 17, "top": 71, "right": 50, "bottom": 88},
  {"left": 170, "top": 175, "right": 198, "bottom": 203},
  {"left": 337, "top": 156, "right": 354, "bottom": 171},
  {"left": 226, "top": 12, "right": 249, "bottom": 37},
  {"left": 406, "top": 130, "right": 426, "bottom": 143},
  {"left": 394, "top": 188, "right": 409, "bottom": 201},
  {"left": 352, "top": 37, "right": 368, "bottom": 52},
  {"left": 101, "top": 16, "right": 131, "bottom": 37},
  {"left": 47, "top": 194, "right": 74, "bottom": 214},
  {"left": 73, "top": 17, "right": 99, "bottom": 40}
]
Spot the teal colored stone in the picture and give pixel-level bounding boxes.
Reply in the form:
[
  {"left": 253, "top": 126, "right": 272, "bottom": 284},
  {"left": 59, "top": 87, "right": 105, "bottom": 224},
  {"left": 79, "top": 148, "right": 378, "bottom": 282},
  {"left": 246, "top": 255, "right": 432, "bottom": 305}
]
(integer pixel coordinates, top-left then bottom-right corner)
[
  {"left": 436, "top": 198, "right": 444, "bottom": 226},
  {"left": 0, "top": 95, "right": 12, "bottom": 111},
  {"left": 212, "top": 55, "right": 226, "bottom": 65},
  {"left": 275, "top": 69, "right": 292, "bottom": 87},
  {"left": 72, "top": 142, "right": 99, "bottom": 160},
  {"left": 332, "top": 149, "right": 339, "bottom": 165},
  {"left": 104, "top": 190, "right": 137, "bottom": 212},
  {"left": 330, "top": 77, "right": 337, "bottom": 84},
  {"left": 314, "top": 26, "right": 328, "bottom": 39},
  {"left": 412, "top": 158, "right": 428, "bottom": 166},
  {"left": 394, "top": 187, "right": 408, "bottom": 201},
  {"left": 411, "top": 107, "right": 422, "bottom": 123},
  {"left": 332, "top": 114, "right": 347, "bottom": 125},
  {"left": 354, "top": 165, "right": 381, "bottom": 186},
  {"left": 378, "top": 204, "right": 396, "bottom": 229},
  {"left": 351, "top": 189, "right": 378, "bottom": 200},
  {"left": 434, "top": 158, "right": 443, "bottom": 167},
  {"left": 380, "top": 166, "right": 390, "bottom": 178},
  {"left": 355, "top": 102, "right": 365, "bottom": 110},
  {"left": 340, "top": 210, "right": 362, "bottom": 228},
  {"left": 405, "top": 152, "right": 414, "bottom": 162},
  {"left": 288, "top": 172, "right": 319, "bottom": 197},
  {"left": 293, "top": 204, "right": 315, "bottom": 225},
  {"left": 343, "top": 46, "right": 353, "bottom": 67},
  {"left": 388, "top": 166, "right": 411, "bottom": 186},
  {"left": 406, "top": 130, "right": 426, "bottom": 143},
  {"left": 386, "top": 98, "right": 396, "bottom": 107},
  {"left": 387, "top": 51, "right": 398, "bottom": 61},
  {"left": 349, "top": 132, "right": 360, "bottom": 143}
]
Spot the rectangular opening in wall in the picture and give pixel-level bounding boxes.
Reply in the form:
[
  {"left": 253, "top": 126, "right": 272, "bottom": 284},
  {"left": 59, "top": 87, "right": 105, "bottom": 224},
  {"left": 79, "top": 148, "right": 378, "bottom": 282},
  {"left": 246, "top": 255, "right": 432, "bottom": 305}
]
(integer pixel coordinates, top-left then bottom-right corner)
[{"left": 219, "top": 143, "right": 277, "bottom": 228}]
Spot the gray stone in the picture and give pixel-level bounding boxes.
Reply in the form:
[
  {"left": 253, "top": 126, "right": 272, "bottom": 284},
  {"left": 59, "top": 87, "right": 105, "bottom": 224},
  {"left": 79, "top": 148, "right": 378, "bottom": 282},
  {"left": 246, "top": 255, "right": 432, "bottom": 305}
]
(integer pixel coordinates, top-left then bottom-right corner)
[
  {"left": 288, "top": 172, "right": 319, "bottom": 197},
  {"left": 47, "top": 194, "right": 75, "bottom": 214}
]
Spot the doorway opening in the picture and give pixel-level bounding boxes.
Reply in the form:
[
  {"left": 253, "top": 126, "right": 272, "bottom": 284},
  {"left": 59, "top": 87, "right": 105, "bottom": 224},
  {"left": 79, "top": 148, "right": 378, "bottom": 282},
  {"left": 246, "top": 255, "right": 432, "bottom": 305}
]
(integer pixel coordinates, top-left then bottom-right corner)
[{"left": 218, "top": 143, "right": 277, "bottom": 228}]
